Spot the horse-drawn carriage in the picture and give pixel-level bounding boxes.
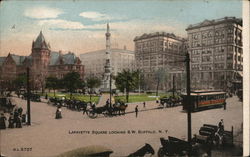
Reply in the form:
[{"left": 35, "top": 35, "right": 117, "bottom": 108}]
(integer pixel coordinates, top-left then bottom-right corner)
[
  {"left": 64, "top": 99, "right": 88, "bottom": 111},
  {"left": 87, "top": 102, "right": 128, "bottom": 119},
  {"left": 158, "top": 136, "right": 211, "bottom": 157},
  {"left": 0, "top": 96, "right": 16, "bottom": 113},
  {"left": 48, "top": 97, "right": 64, "bottom": 106},
  {"left": 160, "top": 97, "right": 182, "bottom": 108},
  {"left": 193, "top": 123, "right": 234, "bottom": 147},
  {"left": 48, "top": 97, "right": 89, "bottom": 112},
  {"left": 22, "top": 93, "right": 41, "bottom": 102}
]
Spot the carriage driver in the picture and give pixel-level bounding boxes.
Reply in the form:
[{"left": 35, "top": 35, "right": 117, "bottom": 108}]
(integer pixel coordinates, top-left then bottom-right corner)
[{"left": 218, "top": 119, "right": 224, "bottom": 133}]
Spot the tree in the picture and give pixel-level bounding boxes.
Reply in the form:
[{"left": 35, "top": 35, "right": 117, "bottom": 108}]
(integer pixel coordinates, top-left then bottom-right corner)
[
  {"left": 46, "top": 76, "right": 59, "bottom": 97},
  {"left": 62, "top": 72, "right": 81, "bottom": 99},
  {"left": 86, "top": 76, "right": 101, "bottom": 102},
  {"left": 154, "top": 67, "right": 168, "bottom": 96},
  {"left": 115, "top": 69, "right": 139, "bottom": 103},
  {"left": 13, "top": 74, "right": 27, "bottom": 95},
  {"left": 79, "top": 80, "right": 86, "bottom": 94}
]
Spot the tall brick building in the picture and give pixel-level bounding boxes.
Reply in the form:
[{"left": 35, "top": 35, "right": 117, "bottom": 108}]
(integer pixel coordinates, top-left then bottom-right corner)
[
  {"left": 134, "top": 32, "right": 187, "bottom": 90},
  {"left": 186, "top": 17, "right": 242, "bottom": 91},
  {"left": 0, "top": 31, "right": 84, "bottom": 90}
]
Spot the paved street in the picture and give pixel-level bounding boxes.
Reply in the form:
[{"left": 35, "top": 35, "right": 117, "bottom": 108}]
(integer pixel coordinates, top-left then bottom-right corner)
[{"left": 0, "top": 96, "right": 242, "bottom": 157}]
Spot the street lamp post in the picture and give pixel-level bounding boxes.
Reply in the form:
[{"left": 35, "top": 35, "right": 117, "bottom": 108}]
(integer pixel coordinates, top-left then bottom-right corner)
[
  {"left": 109, "top": 73, "right": 112, "bottom": 108},
  {"left": 26, "top": 67, "right": 31, "bottom": 125},
  {"left": 173, "top": 75, "right": 175, "bottom": 97},
  {"left": 186, "top": 52, "right": 192, "bottom": 143}
]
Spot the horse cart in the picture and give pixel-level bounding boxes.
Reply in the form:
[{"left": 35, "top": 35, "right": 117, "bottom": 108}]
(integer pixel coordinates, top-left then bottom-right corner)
[
  {"left": 22, "top": 93, "right": 41, "bottom": 102},
  {"left": 88, "top": 105, "right": 112, "bottom": 118},
  {"left": 193, "top": 124, "right": 234, "bottom": 147},
  {"left": 87, "top": 102, "right": 128, "bottom": 119},
  {"left": 158, "top": 136, "right": 211, "bottom": 157},
  {"left": 160, "top": 97, "right": 182, "bottom": 108}
]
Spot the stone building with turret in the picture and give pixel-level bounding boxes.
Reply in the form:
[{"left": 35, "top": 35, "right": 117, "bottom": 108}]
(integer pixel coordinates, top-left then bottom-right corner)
[{"left": 0, "top": 31, "right": 84, "bottom": 90}]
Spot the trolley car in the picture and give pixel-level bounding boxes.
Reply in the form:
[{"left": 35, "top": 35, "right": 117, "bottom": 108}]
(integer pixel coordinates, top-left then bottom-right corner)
[{"left": 182, "top": 90, "right": 226, "bottom": 112}]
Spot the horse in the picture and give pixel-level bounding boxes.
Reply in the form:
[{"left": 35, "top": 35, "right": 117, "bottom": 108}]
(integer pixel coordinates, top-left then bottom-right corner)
[
  {"left": 112, "top": 103, "right": 128, "bottom": 115},
  {"left": 128, "top": 143, "right": 155, "bottom": 157},
  {"left": 118, "top": 103, "right": 128, "bottom": 115}
]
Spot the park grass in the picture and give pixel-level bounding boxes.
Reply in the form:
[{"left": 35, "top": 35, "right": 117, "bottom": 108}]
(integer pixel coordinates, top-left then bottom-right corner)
[
  {"left": 114, "top": 93, "right": 174, "bottom": 103},
  {"left": 42, "top": 92, "right": 100, "bottom": 103}
]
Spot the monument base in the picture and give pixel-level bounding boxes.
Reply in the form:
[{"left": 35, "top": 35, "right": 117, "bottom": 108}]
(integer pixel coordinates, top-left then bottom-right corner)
[{"left": 100, "top": 88, "right": 112, "bottom": 93}]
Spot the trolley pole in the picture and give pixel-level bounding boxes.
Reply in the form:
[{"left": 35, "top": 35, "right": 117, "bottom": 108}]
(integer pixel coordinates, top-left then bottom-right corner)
[
  {"left": 26, "top": 67, "right": 31, "bottom": 125},
  {"left": 186, "top": 52, "right": 192, "bottom": 143}
]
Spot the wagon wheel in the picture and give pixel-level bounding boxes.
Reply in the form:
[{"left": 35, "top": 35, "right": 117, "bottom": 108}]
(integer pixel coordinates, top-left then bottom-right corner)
[
  {"left": 82, "top": 109, "right": 89, "bottom": 115},
  {"left": 88, "top": 111, "right": 97, "bottom": 119},
  {"left": 103, "top": 111, "right": 109, "bottom": 117},
  {"left": 158, "top": 147, "right": 167, "bottom": 157}
]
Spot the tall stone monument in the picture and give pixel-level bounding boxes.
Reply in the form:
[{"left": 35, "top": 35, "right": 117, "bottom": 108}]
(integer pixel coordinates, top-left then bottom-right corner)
[{"left": 101, "top": 23, "right": 114, "bottom": 92}]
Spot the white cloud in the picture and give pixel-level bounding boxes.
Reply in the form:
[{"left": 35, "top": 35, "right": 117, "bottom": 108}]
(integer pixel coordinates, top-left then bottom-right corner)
[
  {"left": 38, "top": 19, "right": 85, "bottom": 29},
  {"left": 24, "top": 7, "right": 63, "bottom": 19},
  {"left": 79, "top": 11, "right": 111, "bottom": 21}
]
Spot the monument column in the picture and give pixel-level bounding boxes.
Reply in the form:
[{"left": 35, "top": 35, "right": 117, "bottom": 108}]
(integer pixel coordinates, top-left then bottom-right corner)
[{"left": 101, "top": 23, "right": 112, "bottom": 92}]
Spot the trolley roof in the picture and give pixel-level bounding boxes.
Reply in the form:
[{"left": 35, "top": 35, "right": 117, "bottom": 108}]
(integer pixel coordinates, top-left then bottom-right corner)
[{"left": 181, "top": 91, "right": 226, "bottom": 96}]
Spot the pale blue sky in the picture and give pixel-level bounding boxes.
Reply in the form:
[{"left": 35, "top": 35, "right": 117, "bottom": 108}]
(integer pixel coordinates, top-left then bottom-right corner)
[{"left": 0, "top": 0, "right": 242, "bottom": 56}]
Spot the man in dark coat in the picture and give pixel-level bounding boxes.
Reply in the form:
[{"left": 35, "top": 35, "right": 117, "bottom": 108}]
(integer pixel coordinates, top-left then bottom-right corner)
[
  {"left": 135, "top": 105, "right": 138, "bottom": 118},
  {"left": 8, "top": 113, "right": 14, "bottom": 128}
]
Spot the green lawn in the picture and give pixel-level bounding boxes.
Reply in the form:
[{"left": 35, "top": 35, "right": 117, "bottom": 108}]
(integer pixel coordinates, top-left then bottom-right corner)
[
  {"left": 114, "top": 93, "right": 176, "bottom": 103},
  {"left": 41, "top": 92, "right": 100, "bottom": 103}
]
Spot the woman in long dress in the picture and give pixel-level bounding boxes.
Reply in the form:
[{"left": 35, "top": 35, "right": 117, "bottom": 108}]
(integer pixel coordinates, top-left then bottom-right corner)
[
  {"left": 55, "top": 107, "right": 62, "bottom": 119},
  {"left": 0, "top": 113, "right": 7, "bottom": 129}
]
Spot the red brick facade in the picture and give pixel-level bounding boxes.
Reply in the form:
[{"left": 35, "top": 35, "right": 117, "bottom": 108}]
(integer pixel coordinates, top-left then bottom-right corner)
[{"left": 0, "top": 31, "right": 84, "bottom": 90}]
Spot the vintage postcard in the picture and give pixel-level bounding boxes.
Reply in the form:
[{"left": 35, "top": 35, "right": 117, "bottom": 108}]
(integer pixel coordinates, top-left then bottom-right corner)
[{"left": 0, "top": 0, "right": 247, "bottom": 156}]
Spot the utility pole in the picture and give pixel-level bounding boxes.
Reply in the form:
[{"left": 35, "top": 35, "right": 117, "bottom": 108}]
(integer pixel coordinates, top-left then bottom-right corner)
[
  {"left": 186, "top": 52, "right": 191, "bottom": 143},
  {"left": 173, "top": 75, "right": 175, "bottom": 97},
  {"left": 110, "top": 73, "right": 112, "bottom": 108},
  {"left": 26, "top": 67, "right": 31, "bottom": 125}
]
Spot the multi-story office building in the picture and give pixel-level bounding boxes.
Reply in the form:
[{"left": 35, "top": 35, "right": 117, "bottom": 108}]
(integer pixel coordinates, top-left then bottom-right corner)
[
  {"left": 186, "top": 17, "right": 242, "bottom": 90},
  {"left": 134, "top": 32, "right": 187, "bottom": 90},
  {"left": 80, "top": 48, "right": 135, "bottom": 78}
]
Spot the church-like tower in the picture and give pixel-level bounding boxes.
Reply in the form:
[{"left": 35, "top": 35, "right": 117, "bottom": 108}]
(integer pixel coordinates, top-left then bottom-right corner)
[
  {"left": 30, "top": 31, "right": 51, "bottom": 88},
  {"left": 101, "top": 23, "right": 112, "bottom": 91}
]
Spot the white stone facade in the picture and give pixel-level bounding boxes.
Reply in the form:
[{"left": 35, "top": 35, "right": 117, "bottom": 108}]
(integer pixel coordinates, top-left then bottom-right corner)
[
  {"left": 80, "top": 48, "right": 135, "bottom": 78},
  {"left": 186, "top": 17, "right": 242, "bottom": 90}
]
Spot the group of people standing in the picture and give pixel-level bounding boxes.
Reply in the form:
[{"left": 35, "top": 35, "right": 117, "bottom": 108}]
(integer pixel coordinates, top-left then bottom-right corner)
[{"left": 0, "top": 107, "right": 25, "bottom": 129}]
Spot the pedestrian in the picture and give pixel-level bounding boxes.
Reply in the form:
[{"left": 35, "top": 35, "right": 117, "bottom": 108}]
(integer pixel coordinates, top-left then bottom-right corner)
[
  {"left": 55, "top": 106, "right": 62, "bottom": 119},
  {"left": 16, "top": 115, "right": 22, "bottom": 128},
  {"left": 8, "top": 113, "right": 14, "bottom": 128},
  {"left": 92, "top": 102, "right": 96, "bottom": 109},
  {"left": 13, "top": 108, "right": 19, "bottom": 126},
  {"left": 218, "top": 119, "right": 224, "bottom": 132},
  {"left": 0, "top": 113, "right": 7, "bottom": 129},
  {"left": 106, "top": 99, "right": 110, "bottom": 106},
  {"left": 223, "top": 102, "right": 227, "bottom": 110},
  {"left": 18, "top": 107, "right": 23, "bottom": 116},
  {"left": 135, "top": 105, "right": 138, "bottom": 118},
  {"left": 143, "top": 102, "right": 146, "bottom": 108}
]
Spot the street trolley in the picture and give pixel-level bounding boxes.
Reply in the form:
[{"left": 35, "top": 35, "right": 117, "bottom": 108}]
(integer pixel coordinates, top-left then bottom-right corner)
[{"left": 182, "top": 90, "right": 227, "bottom": 112}]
